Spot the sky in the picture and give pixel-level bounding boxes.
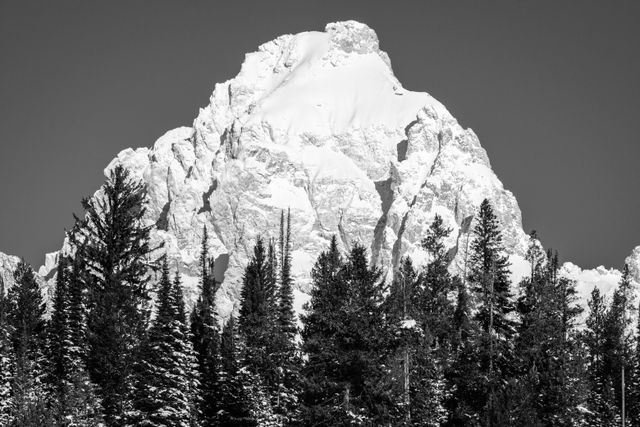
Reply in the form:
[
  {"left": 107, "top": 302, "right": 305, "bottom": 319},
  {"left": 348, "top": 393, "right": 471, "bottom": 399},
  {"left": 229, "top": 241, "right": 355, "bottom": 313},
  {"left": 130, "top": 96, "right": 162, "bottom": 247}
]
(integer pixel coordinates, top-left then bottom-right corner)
[{"left": 1, "top": 1, "right": 639, "bottom": 270}]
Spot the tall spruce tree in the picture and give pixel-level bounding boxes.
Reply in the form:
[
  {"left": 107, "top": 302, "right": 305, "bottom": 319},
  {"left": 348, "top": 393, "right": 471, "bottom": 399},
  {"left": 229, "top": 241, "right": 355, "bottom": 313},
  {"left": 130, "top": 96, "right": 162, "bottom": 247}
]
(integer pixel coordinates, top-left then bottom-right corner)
[
  {"left": 385, "top": 257, "right": 418, "bottom": 425},
  {"left": 467, "top": 199, "right": 517, "bottom": 424},
  {"left": 218, "top": 315, "right": 278, "bottom": 426},
  {"left": 271, "top": 209, "right": 302, "bottom": 422},
  {"left": 445, "top": 219, "right": 484, "bottom": 426},
  {"left": 337, "top": 243, "right": 393, "bottom": 424},
  {"left": 385, "top": 215, "right": 456, "bottom": 425},
  {"left": 190, "top": 228, "right": 221, "bottom": 425},
  {"left": 549, "top": 274, "right": 588, "bottom": 424},
  {"left": 301, "top": 240, "right": 393, "bottom": 424},
  {"left": 71, "top": 164, "right": 159, "bottom": 425},
  {"left": 386, "top": 255, "right": 449, "bottom": 426},
  {"left": 604, "top": 263, "right": 635, "bottom": 424},
  {"left": 238, "top": 236, "right": 279, "bottom": 396},
  {"left": 415, "top": 215, "right": 458, "bottom": 425},
  {"left": 218, "top": 316, "right": 244, "bottom": 425},
  {"left": 66, "top": 251, "right": 105, "bottom": 425},
  {"left": 0, "top": 274, "right": 15, "bottom": 425},
  {"left": 7, "top": 260, "right": 51, "bottom": 425},
  {"left": 173, "top": 272, "right": 201, "bottom": 427},
  {"left": 239, "top": 236, "right": 271, "bottom": 343},
  {"left": 47, "top": 255, "right": 70, "bottom": 393},
  {"left": 419, "top": 215, "right": 456, "bottom": 339},
  {"left": 46, "top": 253, "right": 104, "bottom": 425},
  {"left": 447, "top": 275, "right": 484, "bottom": 426},
  {"left": 584, "top": 287, "right": 621, "bottom": 425},
  {"left": 132, "top": 260, "right": 198, "bottom": 426},
  {"left": 265, "top": 238, "right": 278, "bottom": 314},
  {"left": 277, "top": 209, "right": 296, "bottom": 337},
  {"left": 300, "top": 236, "right": 348, "bottom": 424},
  {"left": 514, "top": 242, "right": 587, "bottom": 425},
  {"left": 579, "top": 266, "right": 637, "bottom": 425},
  {"left": 628, "top": 301, "right": 640, "bottom": 426},
  {"left": 218, "top": 315, "right": 251, "bottom": 426}
]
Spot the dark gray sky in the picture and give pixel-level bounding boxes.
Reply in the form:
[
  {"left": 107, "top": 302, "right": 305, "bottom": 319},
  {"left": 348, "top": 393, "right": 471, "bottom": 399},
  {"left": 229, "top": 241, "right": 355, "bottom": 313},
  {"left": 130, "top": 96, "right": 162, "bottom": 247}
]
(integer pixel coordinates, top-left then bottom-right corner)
[{"left": 1, "top": 1, "right": 639, "bottom": 269}]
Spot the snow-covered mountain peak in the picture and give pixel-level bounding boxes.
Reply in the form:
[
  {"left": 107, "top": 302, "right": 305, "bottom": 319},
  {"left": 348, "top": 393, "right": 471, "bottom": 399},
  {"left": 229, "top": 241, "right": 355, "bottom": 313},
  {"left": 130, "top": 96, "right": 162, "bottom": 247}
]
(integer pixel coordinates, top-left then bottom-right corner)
[
  {"left": 96, "top": 20, "right": 530, "bottom": 317},
  {"left": 195, "top": 21, "right": 449, "bottom": 150},
  {"left": 0, "top": 20, "right": 632, "bottom": 319},
  {"left": 325, "top": 21, "right": 387, "bottom": 60}
]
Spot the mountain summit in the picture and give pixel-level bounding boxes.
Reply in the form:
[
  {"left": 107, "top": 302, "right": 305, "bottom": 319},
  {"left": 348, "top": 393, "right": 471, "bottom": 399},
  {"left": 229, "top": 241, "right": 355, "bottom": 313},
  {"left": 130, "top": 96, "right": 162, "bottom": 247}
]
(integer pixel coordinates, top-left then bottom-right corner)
[
  {"left": 103, "top": 20, "right": 529, "bottom": 316},
  {"left": 9, "top": 21, "right": 637, "bottom": 315}
]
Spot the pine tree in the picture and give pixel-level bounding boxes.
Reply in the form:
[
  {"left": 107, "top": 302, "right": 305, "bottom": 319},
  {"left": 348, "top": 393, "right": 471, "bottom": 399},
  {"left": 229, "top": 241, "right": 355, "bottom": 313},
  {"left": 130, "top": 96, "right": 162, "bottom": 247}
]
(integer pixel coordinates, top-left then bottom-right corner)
[
  {"left": 384, "top": 215, "right": 456, "bottom": 425},
  {"left": 515, "top": 242, "right": 588, "bottom": 425},
  {"left": 239, "top": 236, "right": 270, "bottom": 340},
  {"left": 46, "top": 253, "right": 104, "bottom": 425},
  {"left": 218, "top": 316, "right": 251, "bottom": 426},
  {"left": 342, "top": 243, "right": 396, "bottom": 423},
  {"left": 579, "top": 266, "right": 637, "bottom": 425},
  {"left": 7, "top": 260, "right": 52, "bottom": 425},
  {"left": 265, "top": 238, "right": 278, "bottom": 314},
  {"left": 410, "top": 348, "right": 448, "bottom": 427},
  {"left": 301, "top": 240, "right": 393, "bottom": 424},
  {"left": 71, "top": 164, "right": 160, "bottom": 425},
  {"left": 132, "top": 260, "right": 198, "bottom": 426},
  {"left": 452, "top": 275, "right": 472, "bottom": 349},
  {"left": 550, "top": 275, "right": 588, "bottom": 425},
  {"left": 66, "top": 252, "right": 105, "bottom": 426},
  {"left": 271, "top": 209, "right": 302, "bottom": 422},
  {"left": 628, "top": 301, "right": 640, "bottom": 426},
  {"left": 172, "top": 272, "right": 200, "bottom": 427},
  {"left": 47, "top": 255, "right": 70, "bottom": 393},
  {"left": 66, "top": 253, "right": 89, "bottom": 370},
  {"left": 467, "top": 199, "right": 517, "bottom": 424},
  {"left": 300, "top": 236, "right": 350, "bottom": 424},
  {"left": 584, "top": 286, "right": 614, "bottom": 423},
  {"left": 218, "top": 315, "right": 278, "bottom": 426},
  {"left": 417, "top": 214, "right": 456, "bottom": 348},
  {"left": 0, "top": 274, "right": 15, "bottom": 425},
  {"left": 387, "top": 255, "right": 450, "bottom": 426},
  {"left": 447, "top": 279, "right": 484, "bottom": 426},
  {"left": 584, "top": 376, "right": 621, "bottom": 427},
  {"left": 604, "top": 263, "right": 636, "bottom": 424},
  {"left": 277, "top": 209, "right": 296, "bottom": 337},
  {"left": 585, "top": 287, "right": 608, "bottom": 381},
  {"left": 414, "top": 215, "right": 458, "bottom": 425},
  {"left": 448, "top": 225, "right": 484, "bottom": 425},
  {"left": 7, "top": 260, "right": 45, "bottom": 367},
  {"left": 385, "top": 257, "right": 417, "bottom": 425},
  {"left": 190, "top": 228, "right": 221, "bottom": 425},
  {"left": 238, "top": 236, "right": 279, "bottom": 395}
]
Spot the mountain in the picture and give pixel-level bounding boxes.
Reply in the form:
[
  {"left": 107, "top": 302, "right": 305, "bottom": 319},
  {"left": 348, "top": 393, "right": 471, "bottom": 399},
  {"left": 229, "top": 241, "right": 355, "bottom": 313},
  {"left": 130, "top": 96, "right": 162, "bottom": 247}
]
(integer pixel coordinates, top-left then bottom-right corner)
[
  {"left": 100, "top": 20, "right": 530, "bottom": 317},
  {"left": 1, "top": 21, "right": 637, "bottom": 316}
]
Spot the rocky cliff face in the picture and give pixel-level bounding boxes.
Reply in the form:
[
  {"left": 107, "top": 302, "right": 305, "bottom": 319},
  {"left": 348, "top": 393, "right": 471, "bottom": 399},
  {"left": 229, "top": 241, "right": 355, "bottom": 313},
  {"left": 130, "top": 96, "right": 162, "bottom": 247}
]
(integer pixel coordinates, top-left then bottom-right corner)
[
  {"left": 0, "top": 252, "right": 21, "bottom": 291},
  {"left": 1, "top": 21, "right": 636, "bottom": 315},
  {"left": 97, "top": 21, "right": 532, "bottom": 317}
]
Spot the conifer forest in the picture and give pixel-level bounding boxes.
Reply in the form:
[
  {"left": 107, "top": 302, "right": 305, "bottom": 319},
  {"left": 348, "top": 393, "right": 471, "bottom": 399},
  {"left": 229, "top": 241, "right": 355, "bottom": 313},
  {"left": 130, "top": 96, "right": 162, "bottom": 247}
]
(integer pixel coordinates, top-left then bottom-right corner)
[
  {"left": 1, "top": 166, "right": 639, "bottom": 426},
  {"left": 2, "top": 3, "right": 640, "bottom": 426}
]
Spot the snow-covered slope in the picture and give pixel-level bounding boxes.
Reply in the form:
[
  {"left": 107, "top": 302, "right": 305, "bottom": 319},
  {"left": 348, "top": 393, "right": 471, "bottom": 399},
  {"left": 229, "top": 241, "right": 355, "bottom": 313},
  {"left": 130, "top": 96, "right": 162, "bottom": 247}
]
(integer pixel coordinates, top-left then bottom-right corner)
[{"left": 25, "top": 20, "right": 637, "bottom": 316}]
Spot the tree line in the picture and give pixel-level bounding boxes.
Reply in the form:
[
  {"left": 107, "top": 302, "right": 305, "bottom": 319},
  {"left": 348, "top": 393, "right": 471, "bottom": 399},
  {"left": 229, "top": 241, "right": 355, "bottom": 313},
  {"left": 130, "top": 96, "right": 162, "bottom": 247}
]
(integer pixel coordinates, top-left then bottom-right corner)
[{"left": 0, "top": 166, "right": 639, "bottom": 426}]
